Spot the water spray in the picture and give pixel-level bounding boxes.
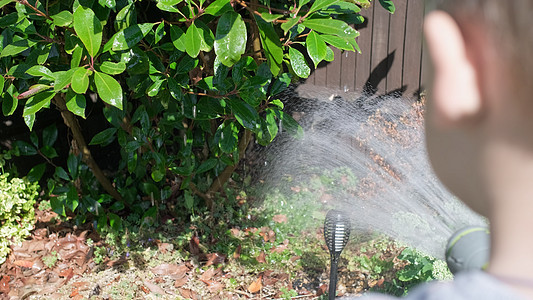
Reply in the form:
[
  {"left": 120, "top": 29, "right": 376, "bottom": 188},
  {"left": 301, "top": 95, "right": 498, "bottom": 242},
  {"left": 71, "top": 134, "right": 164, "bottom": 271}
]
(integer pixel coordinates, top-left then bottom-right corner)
[
  {"left": 445, "top": 226, "right": 490, "bottom": 274},
  {"left": 324, "top": 210, "right": 351, "bottom": 299}
]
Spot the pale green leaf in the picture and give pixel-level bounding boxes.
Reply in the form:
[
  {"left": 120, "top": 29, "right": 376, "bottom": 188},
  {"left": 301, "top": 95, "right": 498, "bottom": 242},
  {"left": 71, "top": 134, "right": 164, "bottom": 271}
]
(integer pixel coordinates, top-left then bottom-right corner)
[
  {"left": 204, "top": 0, "right": 232, "bottom": 16},
  {"left": 73, "top": 6, "right": 102, "bottom": 57},
  {"left": 302, "top": 18, "right": 358, "bottom": 38},
  {"left": 66, "top": 90, "right": 86, "bottom": 118},
  {"left": 214, "top": 11, "right": 247, "bottom": 67},
  {"left": 71, "top": 67, "right": 90, "bottom": 94},
  {"left": 170, "top": 25, "right": 186, "bottom": 51},
  {"left": 52, "top": 11, "right": 73, "bottom": 27},
  {"left": 94, "top": 71, "right": 123, "bottom": 109},
  {"left": 306, "top": 31, "right": 327, "bottom": 68},
  {"left": 23, "top": 91, "right": 55, "bottom": 117},
  {"left": 26, "top": 65, "right": 55, "bottom": 81},
  {"left": 289, "top": 47, "right": 310, "bottom": 78},
  {"left": 308, "top": 0, "right": 340, "bottom": 14},
  {"left": 321, "top": 34, "right": 354, "bottom": 51},
  {"left": 99, "top": 61, "right": 126, "bottom": 74},
  {"left": 185, "top": 22, "right": 202, "bottom": 58},
  {"left": 105, "top": 23, "right": 155, "bottom": 51}
]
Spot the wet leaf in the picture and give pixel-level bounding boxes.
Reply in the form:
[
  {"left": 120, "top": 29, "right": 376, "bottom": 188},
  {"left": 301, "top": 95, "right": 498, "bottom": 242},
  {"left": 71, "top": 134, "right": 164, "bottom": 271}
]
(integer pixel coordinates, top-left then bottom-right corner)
[
  {"left": 254, "top": 15, "right": 283, "bottom": 76},
  {"left": 306, "top": 31, "right": 327, "bottom": 68},
  {"left": 94, "top": 71, "right": 123, "bottom": 109},
  {"left": 214, "top": 11, "right": 247, "bottom": 67},
  {"left": 302, "top": 18, "right": 358, "bottom": 39},
  {"left": 289, "top": 47, "right": 310, "bottom": 78},
  {"left": 73, "top": 6, "right": 102, "bottom": 57}
]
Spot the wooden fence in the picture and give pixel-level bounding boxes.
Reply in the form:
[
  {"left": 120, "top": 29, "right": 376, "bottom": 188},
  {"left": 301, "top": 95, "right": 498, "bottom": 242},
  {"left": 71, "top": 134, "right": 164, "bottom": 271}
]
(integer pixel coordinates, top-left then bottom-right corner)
[{"left": 303, "top": 0, "right": 425, "bottom": 98}]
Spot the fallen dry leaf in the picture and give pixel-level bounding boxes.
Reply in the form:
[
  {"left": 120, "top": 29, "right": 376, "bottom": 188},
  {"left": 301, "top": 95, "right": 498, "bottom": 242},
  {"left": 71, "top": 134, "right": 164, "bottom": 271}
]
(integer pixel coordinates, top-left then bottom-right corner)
[
  {"left": 0, "top": 275, "right": 10, "bottom": 294},
  {"left": 205, "top": 253, "right": 226, "bottom": 267},
  {"left": 248, "top": 275, "right": 263, "bottom": 294},
  {"left": 233, "top": 245, "right": 241, "bottom": 259},
  {"left": 142, "top": 279, "right": 167, "bottom": 295},
  {"left": 13, "top": 260, "right": 34, "bottom": 268},
  {"left": 151, "top": 263, "right": 188, "bottom": 279},
  {"left": 272, "top": 214, "right": 288, "bottom": 223},
  {"left": 70, "top": 288, "right": 79, "bottom": 297},
  {"left": 200, "top": 268, "right": 216, "bottom": 281},
  {"left": 174, "top": 276, "right": 188, "bottom": 288},
  {"left": 256, "top": 251, "right": 266, "bottom": 264},
  {"left": 290, "top": 186, "right": 301, "bottom": 193},
  {"left": 179, "top": 288, "right": 198, "bottom": 299}
]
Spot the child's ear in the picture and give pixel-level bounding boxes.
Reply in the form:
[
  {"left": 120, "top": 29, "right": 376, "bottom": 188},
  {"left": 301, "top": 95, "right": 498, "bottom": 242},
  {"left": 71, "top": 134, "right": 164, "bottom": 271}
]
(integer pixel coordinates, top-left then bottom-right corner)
[{"left": 424, "top": 11, "right": 482, "bottom": 127}]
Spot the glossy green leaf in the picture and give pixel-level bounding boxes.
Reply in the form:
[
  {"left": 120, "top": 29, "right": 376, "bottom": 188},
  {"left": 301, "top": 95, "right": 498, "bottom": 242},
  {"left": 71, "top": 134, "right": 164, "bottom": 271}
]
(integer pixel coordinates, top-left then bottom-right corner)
[
  {"left": 324, "top": 46, "right": 334, "bottom": 61},
  {"left": 108, "top": 213, "right": 122, "bottom": 232},
  {"left": 73, "top": 6, "right": 102, "bottom": 57},
  {"left": 302, "top": 18, "right": 358, "bottom": 38},
  {"left": 89, "top": 128, "right": 117, "bottom": 145},
  {"left": 71, "top": 46, "right": 83, "bottom": 68},
  {"left": 254, "top": 15, "right": 283, "bottom": 76},
  {"left": 170, "top": 25, "right": 186, "bottom": 52},
  {"left": 260, "top": 13, "right": 283, "bottom": 22},
  {"left": 185, "top": 22, "right": 202, "bottom": 58},
  {"left": 227, "top": 98, "right": 260, "bottom": 132},
  {"left": 306, "top": 31, "right": 327, "bottom": 68},
  {"left": 218, "top": 121, "right": 238, "bottom": 153},
  {"left": 196, "top": 20, "right": 215, "bottom": 52},
  {"left": 26, "top": 65, "right": 55, "bottom": 81},
  {"left": 379, "top": 0, "right": 396, "bottom": 13},
  {"left": 71, "top": 67, "right": 91, "bottom": 94},
  {"left": 167, "top": 77, "right": 183, "bottom": 100},
  {"left": 154, "top": 22, "right": 165, "bottom": 44},
  {"left": 66, "top": 90, "right": 86, "bottom": 118},
  {"left": 55, "top": 167, "right": 70, "bottom": 181},
  {"left": 0, "top": 39, "right": 36, "bottom": 57},
  {"left": 13, "top": 141, "right": 37, "bottom": 156},
  {"left": 215, "top": 11, "right": 247, "bottom": 67},
  {"left": 0, "top": 0, "right": 14, "bottom": 9},
  {"left": 115, "top": 3, "right": 136, "bottom": 31},
  {"left": 156, "top": 0, "right": 182, "bottom": 12},
  {"left": 24, "top": 114, "right": 35, "bottom": 131},
  {"left": 2, "top": 93, "right": 17, "bottom": 116},
  {"left": 27, "top": 163, "right": 46, "bottom": 182},
  {"left": 53, "top": 68, "right": 76, "bottom": 92},
  {"left": 43, "top": 124, "right": 58, "bottom": 147},
  {"left": 309, "top": 0, "right": 340, "bottom": 14},
  {"left": 279, "top": 110, "right": 303, "bottom": 138},
  {"left": 0, "top": 76, "right": 3, "bottom": 92},
  {"left": 67, "top": 154, "right": 79, "bottom": 178},
  {"left": 99, "top": 61, "right": 126, "bottom": 74},
  {"left": 281, "top": 17, "right": 299, "bottom": 35},
  {"left": 321, "top": 34, "right": 354, "bottom": 51},
  {"left": 289, "top": 47, "right": 310, "bottom": 78},
  {"left": 196, "top": 158, "right": 217, "bottom": 174},
  {"left": 99, "top": 0, "right": 116, "bottom": 9},
  {"left": 23, "top": 91, "right": 54, "bottom": 117},
  {"left": 94, "top": 71, "right": 123, "bottom": 109},
  {"left": 105, "top": 23, "right": 154, "bottom": 51},
  {"left": 52, "top": 11, "right": 73, "bottom": 27},
  {"left": 40, "top": 145, "right": 58, "bottom": 159},
  {"left": 204, "top": 0, "right": 232, "bottom": 16}
]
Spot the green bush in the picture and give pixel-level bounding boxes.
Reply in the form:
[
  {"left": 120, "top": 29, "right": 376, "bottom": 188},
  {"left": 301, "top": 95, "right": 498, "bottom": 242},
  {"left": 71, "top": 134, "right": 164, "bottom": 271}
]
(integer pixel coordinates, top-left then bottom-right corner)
[
  {"left": 0, "top": 0, "right": 395, "bottom": 231},
  {"left": 0, "top": 173, "right": 39, "bottom": 264}
]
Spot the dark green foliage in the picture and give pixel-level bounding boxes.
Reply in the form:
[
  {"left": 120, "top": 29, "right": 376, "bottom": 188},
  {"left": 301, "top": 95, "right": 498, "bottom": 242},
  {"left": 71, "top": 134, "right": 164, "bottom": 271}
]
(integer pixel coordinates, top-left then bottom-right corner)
[{"left": 0, "top": 0, "right": 392, "bottom": 232}]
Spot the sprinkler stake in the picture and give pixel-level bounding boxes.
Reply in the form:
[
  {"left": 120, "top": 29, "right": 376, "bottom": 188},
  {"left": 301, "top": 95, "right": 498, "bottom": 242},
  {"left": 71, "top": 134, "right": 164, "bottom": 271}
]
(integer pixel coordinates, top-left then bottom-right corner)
[{"left": 324, "top": 210, "right": 351, "bottom": 299}]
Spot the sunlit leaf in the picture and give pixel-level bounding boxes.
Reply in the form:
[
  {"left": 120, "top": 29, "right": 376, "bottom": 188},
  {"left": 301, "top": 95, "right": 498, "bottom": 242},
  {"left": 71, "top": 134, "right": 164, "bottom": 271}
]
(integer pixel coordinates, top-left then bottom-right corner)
[
  {"left": 71, "top": 67, "right": 91, "bottom": 94},
  {"left": 306, "top": 31, "right": 327, "bottom": 68},
  {"left": 185, "top": 22, "right": 202, "bottom": 58},
  {"left": 289, "top": 47, "right": 310, "bottom": 78},
  {"left": 73, "top": 6, "right": 102, "bottom": 57},
  {"left": 94, "top": 71, "right": 123, "bottom": 109}
]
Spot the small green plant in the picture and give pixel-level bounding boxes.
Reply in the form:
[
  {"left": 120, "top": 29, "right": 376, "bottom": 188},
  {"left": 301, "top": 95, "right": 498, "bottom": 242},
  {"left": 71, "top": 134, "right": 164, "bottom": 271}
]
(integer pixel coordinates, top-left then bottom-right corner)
[
  {"left": 0, "top": 173, "right": 39, "bottom": 264},
  {"left": 387, "top": 248, "right": 452, "bottom": 296},
  {"left": 280, "top": 286, "right": 298, "bottom": 299},
  {"left": 42, "top": 251, "right": 58, "bottom": 268}
]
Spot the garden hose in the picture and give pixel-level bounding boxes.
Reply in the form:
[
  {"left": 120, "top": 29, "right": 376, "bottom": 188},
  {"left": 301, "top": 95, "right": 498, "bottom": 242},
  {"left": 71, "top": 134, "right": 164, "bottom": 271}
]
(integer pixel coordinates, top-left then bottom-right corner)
[{"left": 445, "top": 226, "right": 490, "bottom": 274}]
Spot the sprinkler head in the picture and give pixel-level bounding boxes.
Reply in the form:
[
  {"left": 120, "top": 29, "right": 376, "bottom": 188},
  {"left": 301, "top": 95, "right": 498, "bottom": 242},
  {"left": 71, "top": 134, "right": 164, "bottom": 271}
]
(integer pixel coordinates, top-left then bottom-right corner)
[
  {"left": 324, "top": 210, "right": 351, "bottom": 258},
  {"left": 324, "top": 210, "right": 351, "bottom": 300},
  {"left": 445, "top": 226, "right": 490, "bottom": 274}
]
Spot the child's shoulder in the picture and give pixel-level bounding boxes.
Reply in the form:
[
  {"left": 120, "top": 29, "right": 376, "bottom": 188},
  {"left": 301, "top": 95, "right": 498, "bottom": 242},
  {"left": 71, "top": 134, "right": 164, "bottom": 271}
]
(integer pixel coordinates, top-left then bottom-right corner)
[{"left": 343, "top": 271, "right": 526, "bottom": 300}]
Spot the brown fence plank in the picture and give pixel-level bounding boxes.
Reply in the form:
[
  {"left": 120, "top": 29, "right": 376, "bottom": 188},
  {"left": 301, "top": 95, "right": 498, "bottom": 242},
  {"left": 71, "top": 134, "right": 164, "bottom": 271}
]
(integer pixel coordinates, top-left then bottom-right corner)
[
  {"left": 403, "top": 0, "right": 424, "bottom": 97},
  {"left": 354, "top": 8, "right": 374, "bottom": 92},
  {"left": 314, "top": 61, "right": 327, "bottom": 86},
  {"left": 326, "top": 47, "right": 342, "bottom": 89},
  {"left": 386, "top": 0, "right": 408, "bottom": 94},
  {"left": 340, "top": 49, "right": 357, "bottom": 93},
  {"left": 369, "top": 2, "right": 391, "bottom": 94}
]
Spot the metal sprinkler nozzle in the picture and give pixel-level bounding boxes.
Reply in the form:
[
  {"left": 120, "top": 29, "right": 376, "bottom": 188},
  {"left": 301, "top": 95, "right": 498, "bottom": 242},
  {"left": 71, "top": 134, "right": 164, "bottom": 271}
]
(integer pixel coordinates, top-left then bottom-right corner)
[{"left": 324, "top": 210, "right": 351, "bottom": 299}]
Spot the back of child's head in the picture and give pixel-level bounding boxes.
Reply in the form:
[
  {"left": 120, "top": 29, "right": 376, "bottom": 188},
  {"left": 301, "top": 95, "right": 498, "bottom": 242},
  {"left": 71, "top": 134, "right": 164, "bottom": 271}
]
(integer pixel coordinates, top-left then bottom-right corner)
[{"left": 426, "top": 0, "right": 533, "bottom": 96}]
